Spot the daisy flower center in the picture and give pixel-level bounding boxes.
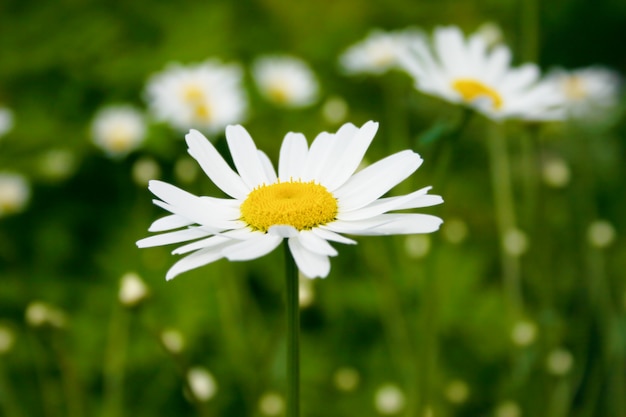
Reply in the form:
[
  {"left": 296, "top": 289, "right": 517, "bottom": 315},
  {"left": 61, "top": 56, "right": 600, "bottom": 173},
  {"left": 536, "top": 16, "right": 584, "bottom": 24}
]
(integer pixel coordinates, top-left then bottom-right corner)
[
  {"left": 240, "top": 180, "right": 338, "bottom": 233},
  {"left": 562, "top": 76, "right": 587, "bottom": 100},
  {"left": 193, "top": 103, "right": 213, "bottom": 121},
  {"left": 182, "top": 85, "right": 205, "bottom": 103},
  {"left": 267, "top": 82, "right": 290, "bottom": 104},
  {"left": 451, "top": 78, "right": 503, "bottom": 110}
]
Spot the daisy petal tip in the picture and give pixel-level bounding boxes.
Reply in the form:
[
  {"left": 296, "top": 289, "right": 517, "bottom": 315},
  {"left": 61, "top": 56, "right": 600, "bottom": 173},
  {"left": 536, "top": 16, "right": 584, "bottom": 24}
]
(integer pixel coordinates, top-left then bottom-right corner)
[{"left": 268, "top": 225, "right": 299, "bottom": 238}]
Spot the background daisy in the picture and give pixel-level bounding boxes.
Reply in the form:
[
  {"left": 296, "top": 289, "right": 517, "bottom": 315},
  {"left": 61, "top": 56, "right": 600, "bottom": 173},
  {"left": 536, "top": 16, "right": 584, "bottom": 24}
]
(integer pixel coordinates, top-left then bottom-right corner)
[
  {"left": 252, "top": 55, "right": 319, "bottom": 108},
  {"left": 91, "top": 105, "right": 146, "bottom": 157}
]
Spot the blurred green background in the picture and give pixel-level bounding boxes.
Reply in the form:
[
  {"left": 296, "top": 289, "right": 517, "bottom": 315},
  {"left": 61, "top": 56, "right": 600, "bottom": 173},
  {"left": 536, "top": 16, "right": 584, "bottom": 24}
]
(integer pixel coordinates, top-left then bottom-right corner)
[{"left": 1, "top": 0, "right": 625, "bottom": 416}]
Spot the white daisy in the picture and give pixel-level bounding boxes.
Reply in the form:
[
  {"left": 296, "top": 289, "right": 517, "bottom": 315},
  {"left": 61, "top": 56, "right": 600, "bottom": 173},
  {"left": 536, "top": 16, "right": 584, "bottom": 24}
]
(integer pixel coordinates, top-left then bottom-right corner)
[
  {"left": 396, "top": 26, "right": 565, "bottom": 121},
  {"left": 339, "top": 28, "right": 424, "bottom": 75},
  {"left": 252, "top": 55, "right": 319, "bottom": 108},
  {"left": 546, "top": 66, "right": 621, "bottom": 119},
  {"left": 145, "top": 60, "right": 247, "bottom": 134},
  {"left": 0, "top": 173, "right": 30, "bottom": 217},
  {"left": 0, "top": 106, "right": 14, "bottom": 138},
  {"left": 91, "top": 105, "right": 146, "bottom": 157},
  {"left": 137, "top": 121, "right": 443, "bottom": 280}
]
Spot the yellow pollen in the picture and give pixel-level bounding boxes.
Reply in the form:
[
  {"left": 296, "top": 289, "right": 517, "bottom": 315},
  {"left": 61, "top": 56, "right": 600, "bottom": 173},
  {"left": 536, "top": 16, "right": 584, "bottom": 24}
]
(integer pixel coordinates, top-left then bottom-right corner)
[
  {"left": 240, "top": 180, "right": 338, "bottom": 233},
  {"left": 451, "top": 78, "right": 503, "bottom": 110}
]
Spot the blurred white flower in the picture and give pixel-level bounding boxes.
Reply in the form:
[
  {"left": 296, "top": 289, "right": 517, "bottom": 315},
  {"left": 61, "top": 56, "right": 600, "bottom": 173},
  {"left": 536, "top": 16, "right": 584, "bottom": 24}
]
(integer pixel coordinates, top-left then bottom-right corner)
[
  {"left": 132, "top": 157, "right": 161, "bottom": 186},
  {"left": 91, "top": 105, "right": 146, "bottom": 157},
  {"left": 547, "top": 66, "right": 621, "bottom": 119},
  {"left": 39, "top": 149, "right": 77, "bottom": 182},
  {"left": 587, "top": 220, "right": 616, "bottom": 248},
  {"left": 252, "top": 55, "right": 319, "bottom": 108},
  {"left": 174, "top": 156, "right": 200, "bottom": 184},
  {"left": 374, "top": 383, "right": 405, "bottom": 415},
  {"left": 511, "top": 320, "right": 537, "bottom": 346},
  {"left": 404, "top": 234, "right": 431, "bottom": 258},
  {"left": 186, "top": 366, "right": 217, "bottom": 402},
  {"left": 495, "top": 401, "right": 522, "bottom": 417},
  {"left": 298, "top": 273, "right": 315, "bottom": 307},
  {"left": 25, "top": 301, "right": 67, "bottom": 328},
  {"left": 444, "top": 379, "right": 470, "bottom": 404},
  {"left": 442, "top": 217, "right": 468, "bottom": 244},
  {"left": 146, "top": 60, "right": 247, "bottom": 134},
  {"left": 161, "top": 328, "right": 185, "bottom": 353},
  {"left": 542, "top": 156, "right": 570, "bottom": 188},
  {"left": 396, "top": 26, "right": 564, "bottom": 121},
  {"left": 118, "top": 272, "right": 149, "bottom": 307},
  {"left": 339, "top": 28, "right": 423, "bottom": 75},
  {"left": 333, "top": 366, "right": 360, "bottom": 391},
  {"left": 0, "top": 106, "right": 14, "bottom": 137},
  {"left": 546, "top": 348, "right": 574, "bottom": 376},
  {"left": 0, "top": 173, "right": 31, "bottom": 218},
  {"left": 321, "top": 96, "right": 349, "bottom": 125},
  {"left": 0, "top": 324, "right": 15, "bottom": 354},
  {"left": 503, "top": 228, "right": 528, "bottom": 257},
  {"left": 258, "top": 391, "right": 285, "bottom": 416}
]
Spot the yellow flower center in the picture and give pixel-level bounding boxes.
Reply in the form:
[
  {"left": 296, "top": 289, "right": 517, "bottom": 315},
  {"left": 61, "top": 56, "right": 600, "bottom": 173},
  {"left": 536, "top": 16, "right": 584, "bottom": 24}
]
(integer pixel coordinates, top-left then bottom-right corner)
[
  {"left": 182, "top": 85, "right": 205, "bottom": 103},
  {"left": 240, "top": 180, "right": 338, "bottom": 233},
  {"left": 193, "top": 103, "right": 212, "bottom": 121},
  {"left": 268, "top": 84, "right": 290, "bottom": 104},
  {"left": 562, "top": 76, "right": 587, "bottom": 100},
  {"left": 451, "top": 78, "right": 503, "bottom": 110}
]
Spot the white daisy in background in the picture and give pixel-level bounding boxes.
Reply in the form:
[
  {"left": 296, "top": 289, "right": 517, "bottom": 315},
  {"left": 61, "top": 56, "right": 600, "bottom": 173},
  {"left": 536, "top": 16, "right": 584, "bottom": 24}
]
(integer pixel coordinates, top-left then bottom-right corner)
[
  {"left": 0, "top": 173, "right": 30, "bottom": 218},
  {"left": 546, "top": 66, "right": 621, "bottom": 119},
  {"left": 0, "top": 106, "right": 14, "bottom": 138},
  {"left": 137, "top": 121, "right": 443, "bottom": 280},
  {"left": 339, "top": 28, "right": 423, "bottom": 75},
  {"left": 396, "top": 25, "right": 565, "bottom": 121},
  {"left": 91, "top": 105, "right": 146, "bottom": 157},
  {"left": 145, "top": 60, "right": 247, "bottom": 134},
  {"left": 252, "top": 55, "right": 319, "bottom": 108}
]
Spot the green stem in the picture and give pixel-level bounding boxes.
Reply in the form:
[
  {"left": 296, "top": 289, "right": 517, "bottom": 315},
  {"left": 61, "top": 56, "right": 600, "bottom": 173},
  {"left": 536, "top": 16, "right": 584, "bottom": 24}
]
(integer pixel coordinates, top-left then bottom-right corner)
[{"left": 284, "top": 243, "right": 300, "bottom": 417}]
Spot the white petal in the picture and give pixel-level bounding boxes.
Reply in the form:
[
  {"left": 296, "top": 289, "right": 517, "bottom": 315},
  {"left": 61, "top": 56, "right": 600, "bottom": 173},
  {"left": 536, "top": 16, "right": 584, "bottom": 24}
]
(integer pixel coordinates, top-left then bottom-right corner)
[
  {"left": 278, "top": 132, "right": 309, "bottom": 180},
  {"left": 165, "top": 242, "right": 235, "bottom": 280},
  {"left": 226, "top": 125, "right": 268, "bottom": 189},
  {"left": 337, "top": 186, "right": 443, "bottom": 221},
  {"left": 257, "top": 150, "right": 278, "bottom": 183},
  {"left": 311, "top": 227, "right": 357, "bottom": 245},
  {"left": 268, "top": 225, "right": 299, "bottom": 238},
  {"left": 172, "top": 234, "right": 230, "bottom": 255},
  {"left": 329, "top": 213, "right": 443, "bottom": 236},
  {"left": 334, "top": 150, "right": 423, "bottom": 211},
  {"left": 222, "top": 233, "right": 282, "bottom": 261},
  {"left": 185, "top": 129, "right": 249, "bottom": 200},
  {"left": 296, "top": 231, "right": 338, "bottom": 256},
  {"left": 301, "top": 132, "right": 334, "bottom": 181},
  {"left": 319, "top": 121, "right": 379, "bottom": 191},
  {"left": 288, "top": 238, "right": 331, "bottom": 278},
  {"left": 149, "top": 214, "right": 193, "bottom": 232},
  {"left": 137, "top": 228, "right": 210, "bottom": 248}
]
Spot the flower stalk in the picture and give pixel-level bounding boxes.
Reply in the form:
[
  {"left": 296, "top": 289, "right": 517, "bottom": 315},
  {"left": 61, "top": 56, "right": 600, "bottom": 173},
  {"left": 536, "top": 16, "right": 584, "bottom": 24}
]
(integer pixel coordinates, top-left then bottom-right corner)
[{"left": 284, "top": 242, "right": 300, "bottom": 417}]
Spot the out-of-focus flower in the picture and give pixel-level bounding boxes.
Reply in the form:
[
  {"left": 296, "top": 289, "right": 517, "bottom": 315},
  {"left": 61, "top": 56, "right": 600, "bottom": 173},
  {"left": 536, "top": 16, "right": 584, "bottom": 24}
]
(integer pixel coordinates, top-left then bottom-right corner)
[
  {"left": 546, "top": 348, "right": 574, "bottom": 375},
  {"left": 186, "top": 366, "right": 217, "bottom": 402},
  {"left": 298, "top": 273, "right": 315, "bottom": 307},
  {"left": 475, "top": 22, "right": 504, "bottom": 48},
  {"left": 333, "top": 366, "right": 360, "bottom": 391},
  {"left": 511, "top": 320, "right": 537, "bottom": 346},
  {"left": 118, "top": 272, "right": 149, "bottom": 307},
  {"left": 0, "top": 324, "right": 16, "bottom": 354},
  {"left": 91, "top": 105, "right": 146, "bottom": 157},
  {"left": 132, "top": 157, "right": 161, "bottom": 186},
  {"left": 145, "top": 60, "right": 246, "bottom": 134},
  {"left": 374, "top": 383, "right": 405, "bottom": 415},
  {"left": 258, "top": 391, "right": 285, "bottom": 416},
  {"left": 0, "top": 106, "right": 14, "bottom": 137},
  {"left": 252, "top": 55, "right": 319, "bottom": 108},
  {"left": 404, "top": 234, "right": 431, "bottom": 258},
  {"left": 39, "top": 149, "right": 77, "bottom": 182},
  {"left": 137, "top": 121, "right": 443, "bottom": 280},
  {"left": 339, "top": 28, "right": 423, "bottom": 75},
  {"left": 161, "top": 328, "right": 185, "bottom": 354},
  {"left": 174, "top": 156, "right": 200, "bottom": 184},
  {"left": 542, "top": 156, "right": 570, "bottom": 188},
  {"left": 25, "top": 301, "right": 67, "bottom": 329},
  {"left": 0, "top": 173, "right": 30, "bottom": 218},
  {"left": 503, "top": 228, "right": 528, "bottom": 257},
  {"left": 495, "top": 401, "right": 522, "bottom": 417},
  {"left": 587, "top": 220, "right": 616, "bottom": 248},
  {"left": 321, "top": 96, "right": 349, "bottom": 125},
  {"left": 442, "top": 217, "right": 468, "bottom": 244},
  {"left": 396, "top": 26, "right": 564, "bottom": 121},
  {"left": 445, "top": 379, "right": 470, "bottom": 404},
  {"left": 547, "top": 67, "right": 621, "bottom": 119}
]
